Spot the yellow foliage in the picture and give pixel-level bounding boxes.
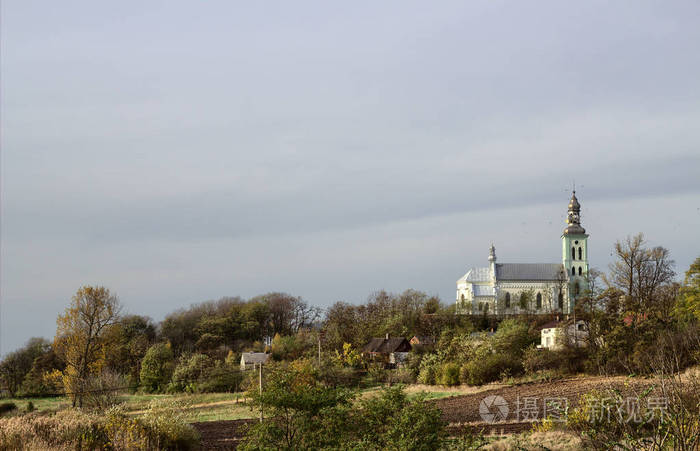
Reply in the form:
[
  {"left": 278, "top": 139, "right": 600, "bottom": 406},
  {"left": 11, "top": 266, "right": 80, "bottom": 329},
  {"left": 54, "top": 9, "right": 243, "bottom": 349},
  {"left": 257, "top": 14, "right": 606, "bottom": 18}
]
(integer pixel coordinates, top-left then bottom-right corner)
[{"left": 54, "top": 285, "right": 121, "bottom": 407}]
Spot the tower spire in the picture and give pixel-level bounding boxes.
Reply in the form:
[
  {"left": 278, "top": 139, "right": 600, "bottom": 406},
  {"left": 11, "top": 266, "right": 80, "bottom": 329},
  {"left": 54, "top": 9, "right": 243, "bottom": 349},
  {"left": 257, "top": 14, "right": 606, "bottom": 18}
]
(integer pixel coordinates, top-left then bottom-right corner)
[{"left": 563, "top": 190, "right": 585, "bottom": 235}]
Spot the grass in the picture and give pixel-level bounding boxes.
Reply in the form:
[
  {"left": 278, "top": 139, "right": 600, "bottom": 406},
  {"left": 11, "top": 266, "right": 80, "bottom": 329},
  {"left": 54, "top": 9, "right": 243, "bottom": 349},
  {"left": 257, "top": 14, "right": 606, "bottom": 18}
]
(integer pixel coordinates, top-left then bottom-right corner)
[{"left": 0, "top": 392, "right": 258, "bottom": 422}]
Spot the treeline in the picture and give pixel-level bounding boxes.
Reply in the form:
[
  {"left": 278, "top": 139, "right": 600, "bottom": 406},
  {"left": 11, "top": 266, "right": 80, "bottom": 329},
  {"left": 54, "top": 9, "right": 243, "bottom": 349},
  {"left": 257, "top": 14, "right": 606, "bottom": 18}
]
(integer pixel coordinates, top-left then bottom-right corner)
[{"left": 1, "top": 233, "right": 700, "bottom": 406}]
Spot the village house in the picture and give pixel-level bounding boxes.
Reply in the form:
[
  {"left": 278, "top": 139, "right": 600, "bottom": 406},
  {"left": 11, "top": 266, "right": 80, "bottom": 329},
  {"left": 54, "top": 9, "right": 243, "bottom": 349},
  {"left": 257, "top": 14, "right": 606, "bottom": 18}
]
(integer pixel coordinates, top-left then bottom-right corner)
[{"left": 362, "top": 335, "right": 412, "bottom": 367}]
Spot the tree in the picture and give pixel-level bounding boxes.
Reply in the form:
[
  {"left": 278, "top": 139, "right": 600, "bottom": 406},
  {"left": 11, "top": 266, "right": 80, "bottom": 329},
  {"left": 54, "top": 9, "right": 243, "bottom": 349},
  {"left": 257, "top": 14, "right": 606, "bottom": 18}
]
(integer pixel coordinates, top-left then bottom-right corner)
[
  {"left": 103, "top": 315, "right": 156, "bottom": 386},
  {"left": 139, "top": 342, "right": 175, "bottom": 392},
  {"left": 604, "top": 233, "right": 675, "bottom": 316},
  {"left": 0, "top": 338, "right": 50, "bottom": 397},
  {"left": 54, "top": 286, "right": 122, "bottom": 407}
]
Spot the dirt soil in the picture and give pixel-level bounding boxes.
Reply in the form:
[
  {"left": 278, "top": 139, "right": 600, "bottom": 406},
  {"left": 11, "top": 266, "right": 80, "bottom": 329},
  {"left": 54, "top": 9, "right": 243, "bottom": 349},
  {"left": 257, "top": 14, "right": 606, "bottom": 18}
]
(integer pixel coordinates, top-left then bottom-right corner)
[
  {"left": 434, "top": 375, "right": 654, "bottom": 436},
  {"left": 192, "top": 419, "right": 256, "bottom": 450}
]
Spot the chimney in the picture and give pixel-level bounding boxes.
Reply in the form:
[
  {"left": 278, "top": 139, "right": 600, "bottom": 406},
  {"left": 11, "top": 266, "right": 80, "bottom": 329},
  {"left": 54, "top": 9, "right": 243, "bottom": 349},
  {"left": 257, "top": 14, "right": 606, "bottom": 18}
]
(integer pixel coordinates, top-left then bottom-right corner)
[{"left": 385, "top": 333, "right": 389, "bottom": 340}]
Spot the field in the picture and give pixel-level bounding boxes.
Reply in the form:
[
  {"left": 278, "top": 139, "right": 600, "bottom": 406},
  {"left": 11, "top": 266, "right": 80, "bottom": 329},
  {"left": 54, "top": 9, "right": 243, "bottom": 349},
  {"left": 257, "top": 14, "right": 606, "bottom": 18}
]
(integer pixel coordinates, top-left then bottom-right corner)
[
  {"left": 2, "top": 392, "right": 257, "bottom": 423},
  {"left": 1, "top": 375, "right": 657, "bottom": 449}
]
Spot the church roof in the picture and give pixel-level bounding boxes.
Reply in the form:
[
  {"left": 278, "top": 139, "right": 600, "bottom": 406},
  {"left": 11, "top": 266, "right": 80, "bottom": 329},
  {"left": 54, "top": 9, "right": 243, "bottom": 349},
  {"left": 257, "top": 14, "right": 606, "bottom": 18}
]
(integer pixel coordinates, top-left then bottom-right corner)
[
  {"left": 496, "top": 263, "right": 564, "bottom": 281},
  {"left": 462, "top": 267, "right": 491, "bottom": 282}
]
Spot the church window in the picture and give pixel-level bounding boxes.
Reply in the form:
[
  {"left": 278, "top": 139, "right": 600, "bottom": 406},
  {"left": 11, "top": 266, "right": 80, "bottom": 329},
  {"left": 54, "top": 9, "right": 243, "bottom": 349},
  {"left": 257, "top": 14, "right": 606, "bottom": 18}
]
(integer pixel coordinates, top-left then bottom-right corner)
[
  {"left": 519, "top": 293, "right": 527, "bottom": 309},
  {"left": 478, "top": 302, "right": 483, "bottom": 311},
  {"left": 536, "top": 293, "right": 542, "bottom": 309},
  {"left": 485, "top": 303, "right": 489, "bottom": 313},
  {"left": 505, "top": 292, "right": 511, "bottom": 308},
  {"left": 571, "top": 247, "right": 576, "bottom": 260},
  {"left": 572, "top": 267, "right": 575, "bottom": 276},
  {"left": 578, "top": 247, "right": 582, "bottom": 260},
  {"left": 574, "top": 282, "right": 580, "bottom": 296},
  {"left": 558, "top": 292, "right": 564, "bottom": 309},
  {"left": 578, "top": 267, "right": 582, "bottom": 276}
]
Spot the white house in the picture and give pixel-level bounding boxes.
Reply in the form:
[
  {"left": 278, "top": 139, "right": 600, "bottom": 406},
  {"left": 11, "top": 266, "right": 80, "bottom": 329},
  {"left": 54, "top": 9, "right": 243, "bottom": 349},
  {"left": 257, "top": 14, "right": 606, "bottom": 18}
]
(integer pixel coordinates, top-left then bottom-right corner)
[{"left": 540, "top": 320, "right": 588, "bottom": 350}]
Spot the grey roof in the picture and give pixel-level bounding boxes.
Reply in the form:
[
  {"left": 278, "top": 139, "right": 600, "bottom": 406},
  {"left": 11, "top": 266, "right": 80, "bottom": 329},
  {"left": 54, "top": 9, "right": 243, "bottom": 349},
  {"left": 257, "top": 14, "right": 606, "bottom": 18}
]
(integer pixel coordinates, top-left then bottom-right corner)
[
  {"left": 496, "top": 263, "right": 564, "bottom": 281},
  {"left": 241, "top": 352, "right": 270, "bottom": 364},
  {"left": 473, "top": 285, "right": 495, "bottom": 297},
  {"left": 462, "top": 267, "right": 491, "bottom": 282}
]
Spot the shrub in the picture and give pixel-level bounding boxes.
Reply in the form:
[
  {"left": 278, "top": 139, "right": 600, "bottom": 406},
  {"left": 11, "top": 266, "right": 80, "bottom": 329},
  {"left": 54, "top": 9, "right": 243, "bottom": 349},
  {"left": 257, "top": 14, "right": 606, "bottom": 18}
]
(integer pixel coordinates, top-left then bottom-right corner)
[
  {"left": 197, "top": 363, "right": 244, "bottom": 393},
  {"left": 318, "top": 365, "right": 363, "bottom": 387},
  {"left": 439, "top": 363, "right": 460, "bottom": 386},
  {"left": 417, "top": 354, "right": 441, "bottom": 385},
  {"left": 463, "top": 353, "right": 517, "bottom": 386},
  {"left": 169, "top": 353, "right": 213, "bottom": 392},
  {"left": 0, "top": 402, "right": 17, "bottom": 416},
  {"left": 523, "top": 346, "right": 562, "bottom": 374},
  {"left": 355, "top": 386, "right": 446, "bottom": 449}
]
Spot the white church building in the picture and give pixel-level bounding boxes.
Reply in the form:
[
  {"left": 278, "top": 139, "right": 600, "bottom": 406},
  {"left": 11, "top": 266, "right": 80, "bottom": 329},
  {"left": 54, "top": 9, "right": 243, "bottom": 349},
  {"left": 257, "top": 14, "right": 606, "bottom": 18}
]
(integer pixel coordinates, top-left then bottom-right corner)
[{"left": 456, "top": 191, "right": 589, "bottom": 315}]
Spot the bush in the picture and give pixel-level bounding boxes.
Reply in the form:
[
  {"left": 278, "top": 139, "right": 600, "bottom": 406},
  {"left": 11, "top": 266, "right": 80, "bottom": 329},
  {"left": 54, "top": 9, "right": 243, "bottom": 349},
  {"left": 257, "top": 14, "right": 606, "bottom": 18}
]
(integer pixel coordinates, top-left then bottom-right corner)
[
  {"left": 0, "top": 402, "right": 17, "bottom": 416},
  {"left": 169, "top": 353, "right": 213, "bottom": 392},
  {"left": 523, "top": 346, "right": 563, "bottom": 374},
  {"left": 439, "top": 363, "right": 460, "bottom": 386},
  {"left": 463, "top": 353, "right": 517, "bottom": 386},
  {"left": 197, "top": 364, "right": 244, "bottom": 393},
  {"left": 318, "top": 365, "right": 363, "bottom": 388},
  {"left": 417, "top": 354, "right": 440, "bottom": 385}
]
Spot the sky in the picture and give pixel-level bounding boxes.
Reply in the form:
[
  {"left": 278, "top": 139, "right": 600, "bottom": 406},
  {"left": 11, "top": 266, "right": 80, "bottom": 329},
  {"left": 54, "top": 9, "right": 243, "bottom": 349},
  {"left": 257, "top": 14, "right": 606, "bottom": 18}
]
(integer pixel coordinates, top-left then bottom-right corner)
[{"left": 2, "top": 1, "right": 700, "bottom": 355}]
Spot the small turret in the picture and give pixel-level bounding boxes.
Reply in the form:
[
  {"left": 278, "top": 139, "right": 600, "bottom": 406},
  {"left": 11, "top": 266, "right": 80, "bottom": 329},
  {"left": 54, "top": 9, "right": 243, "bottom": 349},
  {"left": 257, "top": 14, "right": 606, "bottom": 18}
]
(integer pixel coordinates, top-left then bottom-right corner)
[{"left": 488, "top": 244, "right": 497, "bottom": 281}]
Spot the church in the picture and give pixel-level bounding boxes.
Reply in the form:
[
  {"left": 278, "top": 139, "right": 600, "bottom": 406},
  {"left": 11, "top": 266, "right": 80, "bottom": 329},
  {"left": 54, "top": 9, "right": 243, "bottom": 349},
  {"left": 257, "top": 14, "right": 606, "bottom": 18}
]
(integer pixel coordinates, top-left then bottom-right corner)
[{"left": 456, "top": 191, "right": 589, "bottom": 315}]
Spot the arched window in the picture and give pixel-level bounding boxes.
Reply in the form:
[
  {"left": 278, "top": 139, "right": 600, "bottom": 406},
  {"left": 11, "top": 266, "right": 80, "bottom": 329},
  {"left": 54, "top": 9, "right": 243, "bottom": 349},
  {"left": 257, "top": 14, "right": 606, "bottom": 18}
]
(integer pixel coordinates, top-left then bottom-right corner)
[
  {"left": 574, "top": 282, "right": 580, "bottom": 296},
  {"left": 505, "top": 292, "right": 511, "bottom": 308},
  {"left": 571, "top": 246, "right": 576, "bottom": 260},
  {"left": 519, "top": 293, "right": 527, "bottom": 309},
  {"left": 572, "top": 267, "right": 576, "bottom": 276},
  {"left": 578, "top": 247, "right": 582, "bottom": 260},
  {"left": 478, "top": 302, "right": 484, "bottom": 311},
  {"left": 536, "top": 293, "right": 542, "bottom": 309},
  {"left": 485, "top": 303, "right": 489, "bottom": 313},
  {"left": 558, "top": 292, "right": 564, "bottom": 309},
  {"left": 578, "top": 267, "right": 582, "bottom": 276}
]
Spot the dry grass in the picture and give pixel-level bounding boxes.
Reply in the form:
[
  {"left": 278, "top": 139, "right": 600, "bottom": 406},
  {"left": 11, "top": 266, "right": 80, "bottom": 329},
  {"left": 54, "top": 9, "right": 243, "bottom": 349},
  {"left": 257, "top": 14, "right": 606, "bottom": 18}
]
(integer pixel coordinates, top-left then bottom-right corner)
[{"left": 485, "top": 431, "right": 583, "bottom": 451}]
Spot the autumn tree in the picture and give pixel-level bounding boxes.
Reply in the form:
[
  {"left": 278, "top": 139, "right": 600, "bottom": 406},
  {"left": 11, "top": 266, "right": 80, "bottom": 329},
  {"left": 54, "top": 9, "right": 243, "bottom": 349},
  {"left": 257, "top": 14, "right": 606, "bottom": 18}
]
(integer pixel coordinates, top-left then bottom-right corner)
[
  {"left": 604, "top": 233, "right": 675, "bottom": 317},
  {"left": 54, "top": 286, "right": 121, "bottom": 407}
]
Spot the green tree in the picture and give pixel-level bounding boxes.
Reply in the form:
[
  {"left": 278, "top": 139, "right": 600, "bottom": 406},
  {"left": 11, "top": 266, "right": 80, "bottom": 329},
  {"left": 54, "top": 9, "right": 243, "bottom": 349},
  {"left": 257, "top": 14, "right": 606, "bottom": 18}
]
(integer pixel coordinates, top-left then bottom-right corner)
[{"left": 140, "top": 343, "right": 175, "bottom": 392}]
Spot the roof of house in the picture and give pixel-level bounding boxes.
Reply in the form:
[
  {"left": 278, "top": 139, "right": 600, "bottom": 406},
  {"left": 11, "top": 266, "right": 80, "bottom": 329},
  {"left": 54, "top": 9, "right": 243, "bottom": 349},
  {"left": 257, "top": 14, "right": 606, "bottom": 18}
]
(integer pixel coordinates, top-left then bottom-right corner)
[
  {"left": 496, "top": 263, "right": 564, "bottom": 281},
  {"left": 363, "top": 337, "right": 411, "bottom": 354},
  {"left": 241, "top": 352, "right": 270, "bottom": 364}
]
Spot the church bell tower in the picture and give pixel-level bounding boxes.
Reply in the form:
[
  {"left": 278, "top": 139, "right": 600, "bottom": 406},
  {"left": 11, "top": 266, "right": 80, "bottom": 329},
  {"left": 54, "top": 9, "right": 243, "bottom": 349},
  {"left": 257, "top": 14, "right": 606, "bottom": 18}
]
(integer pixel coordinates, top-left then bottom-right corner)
[{"left": 561, "top": 190, "right": 589, "bottom": 312}]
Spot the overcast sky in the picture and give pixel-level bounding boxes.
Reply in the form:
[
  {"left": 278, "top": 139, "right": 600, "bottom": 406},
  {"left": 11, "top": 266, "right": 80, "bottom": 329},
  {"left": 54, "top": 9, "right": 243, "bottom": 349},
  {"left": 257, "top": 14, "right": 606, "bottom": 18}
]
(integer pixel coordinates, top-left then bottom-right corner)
[{"left": 2, "top": 1, "right": 700, "bottom": 355}]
